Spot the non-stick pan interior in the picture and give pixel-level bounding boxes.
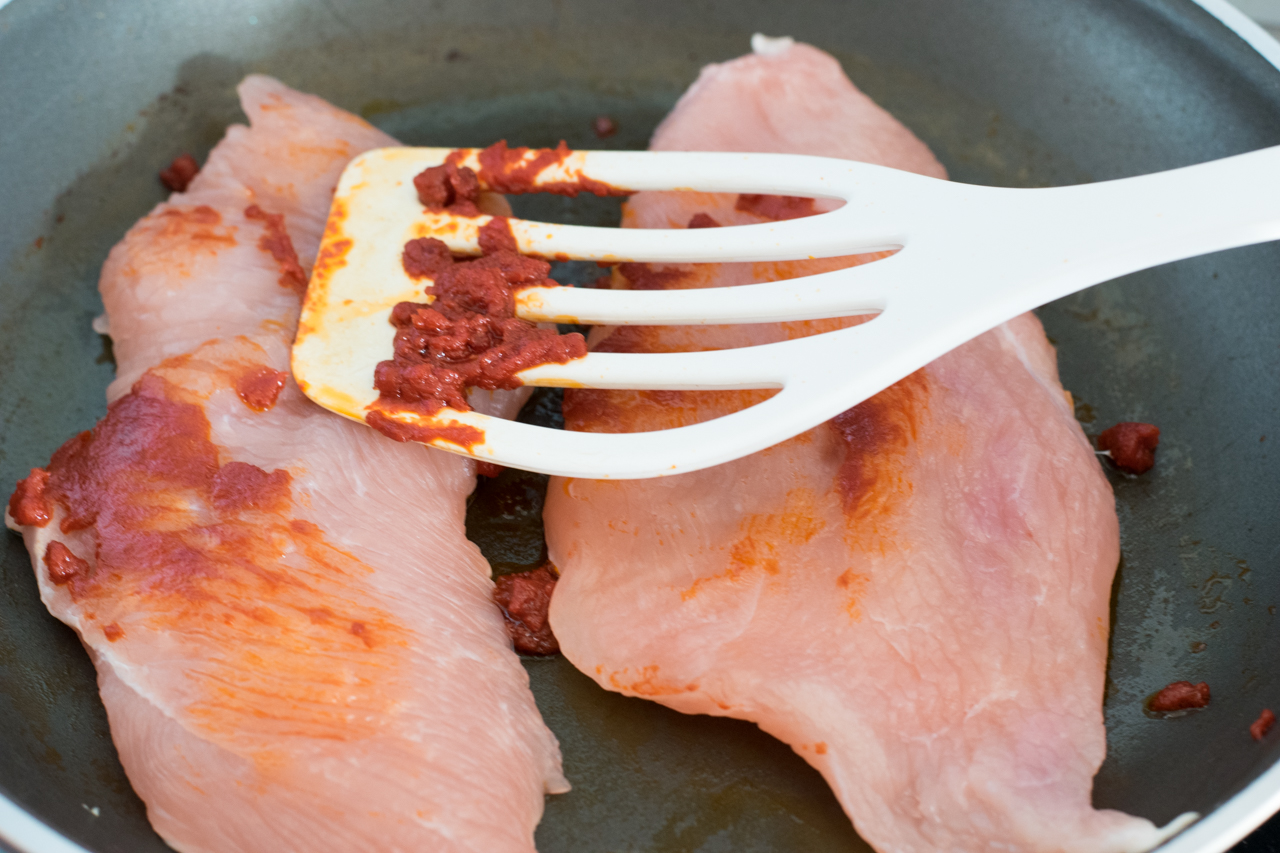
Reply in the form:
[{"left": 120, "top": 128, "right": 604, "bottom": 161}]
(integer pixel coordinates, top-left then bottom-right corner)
[{"left": 3, "top": 1, "right": 1280, "bottom": 850}]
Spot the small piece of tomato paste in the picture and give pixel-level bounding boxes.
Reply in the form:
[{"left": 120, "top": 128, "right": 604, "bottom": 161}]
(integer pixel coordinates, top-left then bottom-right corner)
[
  {"left": 234, "top": 366, "right": 287, "bottom": 412},
  {"left": 8, "top": 468, "right": 52, "bottom": 527},
  {"left": 1098, "top": 422, "right": 1160, "bottom": 474},
  {"left": 44, "top": 541, "right": 88, "bottom": 586},
  {"left": 1148, "top": 680, "right": 1210, "bottom": 714},
  {"left": 593, "top": 116, "right": 618, "bottom": 138},
  {"left": 735, "top": 193, "right": 819, "bottom": 221},
  {"left": 1252, "top": 708, "right": 1276, "bottom": 741},
  {"left": 493, "top": 565, "right": 559, "bottom": 655},
  {"left": 413, "top": 162, "right": 481, "bottom": 215},
  {"left": 687, "top": 212, "right": 721, "bottom": 229},
  {"left": 159, "top": 153, "right": 200, "bottom": 192}
]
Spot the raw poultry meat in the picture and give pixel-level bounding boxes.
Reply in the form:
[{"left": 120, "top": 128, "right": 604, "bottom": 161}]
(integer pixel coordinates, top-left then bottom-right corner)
[
  {"left": 543, "top": 39, "right": 1178, "bottom": 852},
  {"left": 6, "top": 76, "right": 566, "bottom": 853}
]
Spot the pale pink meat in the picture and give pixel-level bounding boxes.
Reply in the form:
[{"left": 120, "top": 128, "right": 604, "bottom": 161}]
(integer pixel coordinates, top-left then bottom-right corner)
[
  {"left": 6, "top": 76, "right": 565, "bottom": 853},
  {"left": 544, "top": 42, "right": 1172, "bottom": 851}
]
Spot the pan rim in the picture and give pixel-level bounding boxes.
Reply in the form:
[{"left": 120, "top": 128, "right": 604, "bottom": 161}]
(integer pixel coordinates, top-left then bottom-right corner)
[{"left": 0, "top": 1, "right": 1277, "bottom": 851}]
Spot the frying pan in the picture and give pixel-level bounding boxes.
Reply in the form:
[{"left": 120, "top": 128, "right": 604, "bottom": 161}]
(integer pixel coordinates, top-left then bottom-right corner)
[{"left": 3, "top": 0, "right": 1280, "bottom": 850}]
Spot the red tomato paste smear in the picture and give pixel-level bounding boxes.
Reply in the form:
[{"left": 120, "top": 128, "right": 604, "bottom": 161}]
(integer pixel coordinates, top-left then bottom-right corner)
[
  {"left": 159, "top": 153, "right": 200, "bottom": 192},
  {"left": 370, "top": 223, "right": 586, "bottom": 433},
  {"left": 1098, "top": 421, "right": 1160, "bottom": 474},
  {"left": 493, "top": 565, "right": 559, "bottom": 655},
  {"left": 1252, "top": 709, "right": 1276, "bottom": 742},
  {"left": 447, "top": 140, "right": 631, "bottom": 198},
  {"left": 831, "top": 371, "right": 929, "bottom": 519},
  {"left": 30, "top": 371, "right": 294, "bottom": 601},
  {"left": 735, "top": 193, "right": 819, "bottom": 221},
  {"left": 244, "top": 205, "right": 307, "bottom": 292},
  {"left": 234, "top": 366, "right": 288, "bottom": 412},
  {"left": 1148, "top": 680, "right": 1210, "bottom": 714},
  {"left": 8, "top": 468, "right": 52, "bottom": 527}
]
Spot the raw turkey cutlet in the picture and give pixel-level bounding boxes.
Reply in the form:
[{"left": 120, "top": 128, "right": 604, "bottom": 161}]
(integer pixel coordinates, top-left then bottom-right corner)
[
  {"left": 5, "top": 76, "right": 566, "bottom": 853},
  {"left": 543, "top": 39, "right": 1180, "bottom": 852}
]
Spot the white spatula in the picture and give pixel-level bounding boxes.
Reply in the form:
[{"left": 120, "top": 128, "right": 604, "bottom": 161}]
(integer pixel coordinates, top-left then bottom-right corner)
[{"left": 291, "top": 144, "right": 1280, "bottom": 479}]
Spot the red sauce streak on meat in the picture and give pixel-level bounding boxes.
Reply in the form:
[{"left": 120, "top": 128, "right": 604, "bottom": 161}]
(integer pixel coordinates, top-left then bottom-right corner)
[
  {"left": 159, "top": 154, "right": 200, "bottom": 192},
  {"left": 687, "top": 212, "right": 721, "bottom": 229},
  {"left": 831, "top": 371, "right": 929, "bottom": 519},
  {"left": 211, "top": 461, "right": 292, "bottom": 513},
  {"left": 8, "top": 468, "right": 52, "bottom": 527},
  {"left": 102, "top": 622, "right": 125, "bottom": 642},
  {"left": 23, "top": 371, "right": 408, "bottom": 739},
  {"left": 244, "top": 205, "right": 307, "bottom": 293},
  {"left": 234, "top": 366, "right": 288, "bottom": 412},
  {"left": 1148, "top": 680, "right": 1211, "bottom": 714},
  {"left": 493, "top": 565, "right": 559, "bottom": 655},
  {"left": 735, "top": 193, "right": 819, "bottom": 221},
  {"left": 43, "top": 541, "right": 88, "bottom": 586},
  {"left": 1252, "top": 708, "right": 1276, "bottom": 741},
  {"left": 1098, "top": 421, "right": 1160, "bottom": 474},
  {"left": 372, "top": 223, "right": 586, "bottom": 431},
  {"left": 413, "top": 162, "right": 481, "bottom": 216},
  {"left": 471, "top": 141, "right": 630, "bottom": 198},
  {"left": 36, "top": 372, "right": 295, "bottom": 600}
]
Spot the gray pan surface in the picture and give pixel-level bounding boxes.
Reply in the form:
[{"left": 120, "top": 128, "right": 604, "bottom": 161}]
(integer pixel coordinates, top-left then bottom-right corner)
[{"left": 2, "top": 0, "right": 1280, "bottom": 850}]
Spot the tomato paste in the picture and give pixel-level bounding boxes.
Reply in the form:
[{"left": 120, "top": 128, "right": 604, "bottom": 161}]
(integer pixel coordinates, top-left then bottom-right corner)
[
  {"left": 159, "top": 154, "right": 200, "bottom": 192},
  {"left": 459, "top": 141, "right": 630, "bottom": 198},
  {"left": 234, "top": 366, "right": 288, "bottom": 412},
  {"left": 370, "top": 172, "right": 595, "bottom": 443},
  {"left": 493, "top": 565, "right": 559, "bottom": 655},
  {"left": 8, "top": 468, "right": 51, "bottom": 527},
  {"left": 1098, "top": 422, "right": 1160, "bottom": 474},
  {"left": 1147, "top": 680, "right": 1210, "bottom": 714},
  {"left": 244, "top": 205, "right": 307, "bottom": 292},
  {"left": 44, "top": 541, "right": 88, "bottom": 586},
  {"left": 414, "top": 163, "right": 481, "bottom": 215},
  {"left": 1252, "top": 708, "right": 1275, "bottom": 742}
]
